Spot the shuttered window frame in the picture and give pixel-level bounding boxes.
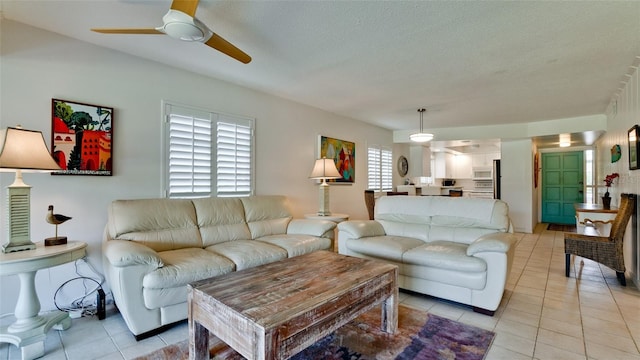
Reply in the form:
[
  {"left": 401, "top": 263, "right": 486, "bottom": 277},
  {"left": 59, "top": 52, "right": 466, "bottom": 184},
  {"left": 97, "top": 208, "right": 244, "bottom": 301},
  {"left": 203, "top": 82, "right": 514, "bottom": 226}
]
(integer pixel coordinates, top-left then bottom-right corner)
[
  {"left": 367, "top": 146, "right": 392, "bottom": 192},
  {"left": 163, "top": 102, "right": 255, "bottom": 198}
]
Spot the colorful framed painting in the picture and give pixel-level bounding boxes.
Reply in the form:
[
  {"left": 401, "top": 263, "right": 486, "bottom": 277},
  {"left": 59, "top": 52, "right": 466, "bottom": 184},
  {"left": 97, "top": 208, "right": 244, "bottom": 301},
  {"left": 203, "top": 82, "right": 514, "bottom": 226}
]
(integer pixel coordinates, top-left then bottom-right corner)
[
  {"left": 51, "top": 99, "right": 113, "bottom": 175},
  {"left": 318, "top": 135, "right": 355, "bottom": 183}
]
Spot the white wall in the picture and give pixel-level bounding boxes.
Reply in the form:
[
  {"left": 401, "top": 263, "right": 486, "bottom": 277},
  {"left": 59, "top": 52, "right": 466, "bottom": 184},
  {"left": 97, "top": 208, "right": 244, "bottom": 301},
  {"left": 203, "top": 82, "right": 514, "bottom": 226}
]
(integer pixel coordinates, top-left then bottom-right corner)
[
  {"left": 0, "top": 20, "right": 392, "bottom": 314},
  {"left": 501, "top": 139, "right": 534, "bottom": 233},
  {"left": 597, "top": 61, "right": 640, "bottom": 286}
]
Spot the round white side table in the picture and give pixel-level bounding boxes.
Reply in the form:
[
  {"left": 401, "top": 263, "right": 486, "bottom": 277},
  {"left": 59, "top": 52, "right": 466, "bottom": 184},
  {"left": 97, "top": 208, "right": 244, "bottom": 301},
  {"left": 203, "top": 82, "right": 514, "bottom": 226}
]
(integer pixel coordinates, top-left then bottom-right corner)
[
  {"left": 0, "top": 241, "right": 87, "bottom": 360},
  {"left": 304, "top": 213, "right": 349, "bottom": 252}
]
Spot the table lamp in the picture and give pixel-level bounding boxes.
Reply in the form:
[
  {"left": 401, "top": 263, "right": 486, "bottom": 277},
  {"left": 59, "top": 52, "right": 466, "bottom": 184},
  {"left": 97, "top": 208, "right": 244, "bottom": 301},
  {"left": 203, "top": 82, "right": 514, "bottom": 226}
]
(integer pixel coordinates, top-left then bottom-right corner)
[
  {"left": 0, "top": 126, "right": 61, "bottom": 253},
  {"left": 309, "top": 157, "right": 342, "bottom": 216}
]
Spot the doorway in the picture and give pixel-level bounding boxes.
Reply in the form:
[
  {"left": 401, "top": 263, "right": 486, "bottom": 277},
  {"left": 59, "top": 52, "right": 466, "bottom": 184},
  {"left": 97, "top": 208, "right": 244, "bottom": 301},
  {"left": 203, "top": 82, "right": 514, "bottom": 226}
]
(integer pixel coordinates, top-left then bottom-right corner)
[{"left": 541, "top": 151, "right": 584, "bottom": 224}]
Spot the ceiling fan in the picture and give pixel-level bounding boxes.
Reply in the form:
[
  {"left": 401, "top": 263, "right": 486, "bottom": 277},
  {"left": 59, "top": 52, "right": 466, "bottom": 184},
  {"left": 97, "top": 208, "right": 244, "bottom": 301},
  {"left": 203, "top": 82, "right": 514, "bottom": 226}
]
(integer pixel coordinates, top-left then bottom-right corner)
[{"left": 91, "top": 0, "right": 251, "bottom": 64}]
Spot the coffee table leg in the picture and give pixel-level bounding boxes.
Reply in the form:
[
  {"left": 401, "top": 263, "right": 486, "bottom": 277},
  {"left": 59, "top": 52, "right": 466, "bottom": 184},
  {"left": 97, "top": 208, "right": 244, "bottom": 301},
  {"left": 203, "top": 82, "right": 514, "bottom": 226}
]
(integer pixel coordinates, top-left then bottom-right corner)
[
  {"left": 189, "top": 320, "right": 209, "bottom": 360},
  {"left": 381, "top": 287, "right": 398, "bottom": 334}
]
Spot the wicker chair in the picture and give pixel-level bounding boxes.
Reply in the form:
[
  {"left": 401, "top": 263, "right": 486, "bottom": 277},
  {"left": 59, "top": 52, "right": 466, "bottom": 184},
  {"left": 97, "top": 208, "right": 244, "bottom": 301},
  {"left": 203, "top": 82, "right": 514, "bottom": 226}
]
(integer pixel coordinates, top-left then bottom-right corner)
[
  {"left": 364, "top": 190, "right": 375, "bottom": 220},
  {"left": 564, "top": 193, "right": 636, "bottom": 286}
]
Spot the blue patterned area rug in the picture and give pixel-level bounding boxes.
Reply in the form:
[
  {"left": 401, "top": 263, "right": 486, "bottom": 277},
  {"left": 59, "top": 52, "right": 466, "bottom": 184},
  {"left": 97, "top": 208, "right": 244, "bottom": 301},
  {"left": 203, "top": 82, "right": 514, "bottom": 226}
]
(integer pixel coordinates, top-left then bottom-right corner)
[{"left": 136, "top": 305, "right": 495, "bottom": 360}]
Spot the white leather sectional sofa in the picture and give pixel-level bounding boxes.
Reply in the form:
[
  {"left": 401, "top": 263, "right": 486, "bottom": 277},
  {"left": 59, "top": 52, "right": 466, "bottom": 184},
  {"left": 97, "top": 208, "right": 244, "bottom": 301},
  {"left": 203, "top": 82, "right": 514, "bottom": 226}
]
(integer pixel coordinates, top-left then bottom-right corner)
[
  {"left": 338, "top": 195, "right": 516, "bottom": 315},
  {"left": 102, "top": 195, "right": 336, "bottom": 338}
]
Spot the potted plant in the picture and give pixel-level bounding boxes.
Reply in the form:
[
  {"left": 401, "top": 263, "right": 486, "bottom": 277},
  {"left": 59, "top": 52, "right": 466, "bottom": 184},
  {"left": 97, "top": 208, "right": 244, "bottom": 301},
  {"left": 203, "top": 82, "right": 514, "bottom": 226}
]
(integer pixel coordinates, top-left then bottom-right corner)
[{"left": 603, "top": 172, "right": 619, "bottom": 209}]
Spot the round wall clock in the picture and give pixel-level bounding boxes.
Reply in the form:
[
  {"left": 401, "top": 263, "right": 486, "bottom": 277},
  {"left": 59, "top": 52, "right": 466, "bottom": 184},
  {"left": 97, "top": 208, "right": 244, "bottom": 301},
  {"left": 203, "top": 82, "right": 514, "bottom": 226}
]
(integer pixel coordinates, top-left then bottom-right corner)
[{"left": 397, "top": 155, "right": 409, "bottom": 177}]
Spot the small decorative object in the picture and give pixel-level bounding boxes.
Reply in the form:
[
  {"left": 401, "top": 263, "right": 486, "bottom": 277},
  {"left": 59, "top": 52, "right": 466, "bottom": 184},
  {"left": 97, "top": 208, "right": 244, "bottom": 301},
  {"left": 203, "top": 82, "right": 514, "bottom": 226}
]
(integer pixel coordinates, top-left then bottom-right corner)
[
  {"left": 611, "top": 144, "right": 621, "bottom": 163},
  {"left": 628, "top": 125, "right": 639, "bottom": 170},
  {"left": 51, "top": 99, "right": 113, "bottom": 176},
  {"left": 397, "top": 155, "right": 409, "bottom": 176},
  {"left": 602, "top": 173, "right": 619, "bottom": 209},
  {"left": 318, "top": 135, "right": 355, "bottom": 183},
  {"left": 45, "top": 205, "right": 72, "bottom": 246}
]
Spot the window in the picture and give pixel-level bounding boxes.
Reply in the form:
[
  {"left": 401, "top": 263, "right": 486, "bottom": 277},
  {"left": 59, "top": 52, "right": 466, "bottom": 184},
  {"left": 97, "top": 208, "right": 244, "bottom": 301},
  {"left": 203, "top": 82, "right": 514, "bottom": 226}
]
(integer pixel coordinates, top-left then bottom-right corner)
[
  {"left": 164, "top": 102, "right": 254, "bottom": 198},
  {"left": 584, "top": 149, "right": 595, "bottom": 203},
  {"left": 367, "top": 146, "right": 392, "bottom": 191}
]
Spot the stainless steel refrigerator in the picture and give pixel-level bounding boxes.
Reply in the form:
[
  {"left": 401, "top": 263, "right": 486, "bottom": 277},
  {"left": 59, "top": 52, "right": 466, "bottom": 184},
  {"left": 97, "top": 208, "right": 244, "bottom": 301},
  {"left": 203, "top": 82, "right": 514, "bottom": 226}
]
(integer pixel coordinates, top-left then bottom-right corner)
[{"left": 493, "top": 159, "right": 501, "bottom": 199}]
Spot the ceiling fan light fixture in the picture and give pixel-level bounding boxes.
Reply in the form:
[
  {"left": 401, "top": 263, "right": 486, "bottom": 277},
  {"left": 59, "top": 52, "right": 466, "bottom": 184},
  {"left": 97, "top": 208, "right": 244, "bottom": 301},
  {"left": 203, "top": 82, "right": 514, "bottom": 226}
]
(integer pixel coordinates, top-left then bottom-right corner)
[
  {"left": 162, "top": 9, "right": 209, "bottom": 41},
  {"left": 410, "top": 108, "right": 434, "bottom": 143}
]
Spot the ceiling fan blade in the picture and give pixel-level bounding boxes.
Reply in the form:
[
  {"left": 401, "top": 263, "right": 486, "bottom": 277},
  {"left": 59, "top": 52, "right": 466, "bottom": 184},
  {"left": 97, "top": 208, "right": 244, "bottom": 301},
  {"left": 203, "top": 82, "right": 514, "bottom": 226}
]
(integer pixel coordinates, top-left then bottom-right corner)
[
  {"left": 205, "top": 33, "right": 252, "bottom": 64},
  {"left": 170, "top": 0, "right": 200, "bottom": 17},
  {"left": 91, "top": 28, "right": 164, "bottom": 35}
]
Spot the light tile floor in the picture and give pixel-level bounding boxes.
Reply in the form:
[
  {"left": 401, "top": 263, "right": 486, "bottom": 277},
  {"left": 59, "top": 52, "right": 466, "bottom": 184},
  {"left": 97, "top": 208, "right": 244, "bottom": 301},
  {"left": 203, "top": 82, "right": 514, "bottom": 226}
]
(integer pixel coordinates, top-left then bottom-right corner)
[{"left": 2, "top": 223, "right": 640, "bottom": 359}]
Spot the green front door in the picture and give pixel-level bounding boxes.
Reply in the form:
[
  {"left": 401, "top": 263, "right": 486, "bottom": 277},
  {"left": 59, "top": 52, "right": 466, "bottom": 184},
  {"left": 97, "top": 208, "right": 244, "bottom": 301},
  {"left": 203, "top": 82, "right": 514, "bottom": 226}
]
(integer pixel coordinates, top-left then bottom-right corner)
[{"left": 541, "top": 151, "right": 584, "bottom": 224}]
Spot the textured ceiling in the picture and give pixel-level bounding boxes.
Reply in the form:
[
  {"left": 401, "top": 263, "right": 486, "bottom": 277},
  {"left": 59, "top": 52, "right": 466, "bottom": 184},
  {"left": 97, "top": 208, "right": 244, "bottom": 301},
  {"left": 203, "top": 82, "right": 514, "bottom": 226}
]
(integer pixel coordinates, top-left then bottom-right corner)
[{"left": 1, "top": 0, "right": 639, "bottom": 133}]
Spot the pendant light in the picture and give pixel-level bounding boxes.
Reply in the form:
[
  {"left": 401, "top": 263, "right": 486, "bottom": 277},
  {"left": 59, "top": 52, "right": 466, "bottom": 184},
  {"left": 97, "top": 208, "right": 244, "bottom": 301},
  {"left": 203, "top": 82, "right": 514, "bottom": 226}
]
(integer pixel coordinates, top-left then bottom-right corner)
[{"left": 410, "top": 108, "right": 434, "bottom": 143}]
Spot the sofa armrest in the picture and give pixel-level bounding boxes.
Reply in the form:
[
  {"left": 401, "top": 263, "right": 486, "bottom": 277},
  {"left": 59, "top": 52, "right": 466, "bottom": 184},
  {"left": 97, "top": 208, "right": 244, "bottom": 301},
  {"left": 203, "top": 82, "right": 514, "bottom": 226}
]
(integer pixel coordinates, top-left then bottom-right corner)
[
  {"left": 287, "top": 219, "right": 336, "bottom": 238},
  {"left": 103, "top": 239, "right": 163, "bottom": 268},
  {"left": 337, "top": 220, "right": 386, "bottom": 239},
  {"left": 467, "top": 232, "right": 516, "bottom": 256}
]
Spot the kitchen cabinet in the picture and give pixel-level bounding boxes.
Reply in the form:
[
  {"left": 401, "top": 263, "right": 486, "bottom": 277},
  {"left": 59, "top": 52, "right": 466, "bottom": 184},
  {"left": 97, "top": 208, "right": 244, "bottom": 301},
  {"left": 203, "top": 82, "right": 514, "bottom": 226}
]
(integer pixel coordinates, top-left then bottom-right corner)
[
  {"left": 471, "top": 152, "right": 500, "bottom": 168},
  {"left": 435, "top": 153, "right": 472, "bottom": 179},
  {"left": 434, "top": 152, "right": 453, "bottom": 178},
  {"left": 452, "top": 154, "right": 472, "bottom": 179}
]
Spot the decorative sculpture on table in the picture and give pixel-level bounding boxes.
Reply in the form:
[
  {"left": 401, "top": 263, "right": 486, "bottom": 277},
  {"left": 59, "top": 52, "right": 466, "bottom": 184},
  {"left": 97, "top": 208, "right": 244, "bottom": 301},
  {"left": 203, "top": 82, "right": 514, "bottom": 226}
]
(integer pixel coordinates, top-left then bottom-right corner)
[
  {"left": 45, "top": 205, "right": 72, "bottom": 246},
  {"left": 602, "top": 173, "right": 619, "bottom": 210}
]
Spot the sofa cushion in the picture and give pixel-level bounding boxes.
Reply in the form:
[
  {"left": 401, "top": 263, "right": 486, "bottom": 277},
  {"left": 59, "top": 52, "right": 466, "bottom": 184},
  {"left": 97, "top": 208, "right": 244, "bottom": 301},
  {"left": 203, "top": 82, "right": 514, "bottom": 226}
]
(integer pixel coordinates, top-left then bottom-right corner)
[
  {"left": 428, "top": 226, "right": 504, "bottom": 246},
  {"left": 376, "top": 220, "right": 430, "bottom": 242},
  {"left": 192, "top": 197, "right": 252, "bottom": 246},
  {"left": 241, "top": 196, "right": 293, "bottom": 239},
  {"left": 107, "top": 199, "right": 202, "bottom": 252},
  {"left": 375, "top": 196, "right": 510, "bottom": 245},
  {"left": 402, "top": 264, "right": 487, "bottom": 290},
  {"left": 345, "top": 236, "right": 425, "bottom": 262},
  {"left": 206, "top": 240, "right": 288, "bottom": 270},
  {"left": 142, "top": 248, "right": 235, "bottom": 308},
  {"left": 402, "top": 241, "right": 487, "bottom": 272},
  {"left": 256, "top": 234, "right": 331, "bottom": 257}
]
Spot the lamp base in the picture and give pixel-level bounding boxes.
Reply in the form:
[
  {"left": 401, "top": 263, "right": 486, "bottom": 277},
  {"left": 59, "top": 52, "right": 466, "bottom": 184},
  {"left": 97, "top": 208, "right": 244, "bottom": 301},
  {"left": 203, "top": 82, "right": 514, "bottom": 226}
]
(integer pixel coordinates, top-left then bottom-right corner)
[
  {"left": 2, "top": 241, "right": 36, "bottom": 253},
  {"left": 317, "top": 182, "right": 332, "bottom": 217},
  {"left": 45, "top": 236, "right": 67, "bottom": 246}
]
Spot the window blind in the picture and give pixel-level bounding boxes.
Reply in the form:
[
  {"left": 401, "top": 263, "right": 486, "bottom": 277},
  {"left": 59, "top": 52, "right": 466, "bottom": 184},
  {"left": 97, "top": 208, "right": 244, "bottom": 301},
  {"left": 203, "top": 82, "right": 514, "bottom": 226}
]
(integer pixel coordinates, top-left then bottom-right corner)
[
  {"left": 164, "top": 103, "right": 254, "bottom": 198},
  {"left": 216, "top": 119, "right": 252, "bottom": 197},
  {"left": 367, "top": 146, "right": 392, "bottom": 191}
]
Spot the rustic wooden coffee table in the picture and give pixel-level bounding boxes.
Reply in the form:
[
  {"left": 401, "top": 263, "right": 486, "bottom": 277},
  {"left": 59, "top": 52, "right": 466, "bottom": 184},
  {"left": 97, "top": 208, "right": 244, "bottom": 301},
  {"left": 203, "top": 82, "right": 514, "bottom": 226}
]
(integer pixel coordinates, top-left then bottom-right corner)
[{"left": 188, "top": 250, "right": 398, "bottom": 360}]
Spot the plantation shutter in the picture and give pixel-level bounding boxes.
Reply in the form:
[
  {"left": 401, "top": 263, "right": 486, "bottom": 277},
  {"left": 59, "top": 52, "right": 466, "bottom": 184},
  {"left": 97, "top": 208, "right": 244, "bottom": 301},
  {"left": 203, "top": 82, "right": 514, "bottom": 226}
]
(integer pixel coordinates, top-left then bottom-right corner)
[
  {"left": 216, "top": 117, "right": 253, "bottom": 197},
  {"left": 367, "top": 146, "right": 392, "bottom": 191},
  {"left": 368, "top": 147, "right": 381, "bottom": 190},
  {"left": 164, "top": 103, "right": 254, "bottom": 198},
  {"left": 380, "top": 148, "right": 392, "bottom": 191},
  {"left": 168, "top": 110, "right": 213, "bottom": 198}
]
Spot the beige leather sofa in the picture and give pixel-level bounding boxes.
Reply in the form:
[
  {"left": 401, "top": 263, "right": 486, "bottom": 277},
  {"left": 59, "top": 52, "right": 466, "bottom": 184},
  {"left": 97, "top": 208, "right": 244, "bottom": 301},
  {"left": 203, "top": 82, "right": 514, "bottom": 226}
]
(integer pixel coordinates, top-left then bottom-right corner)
[
  {"left": 103, "top": 195, "right": 336, "bottom": 338},
  {"left": 338, "top": 195, "right": 516, "bottom": 315}
]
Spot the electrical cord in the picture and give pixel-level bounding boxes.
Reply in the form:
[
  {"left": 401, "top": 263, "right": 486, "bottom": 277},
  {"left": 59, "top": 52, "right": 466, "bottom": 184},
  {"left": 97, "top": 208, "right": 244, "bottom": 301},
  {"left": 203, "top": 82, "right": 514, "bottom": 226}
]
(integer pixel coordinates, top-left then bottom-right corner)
[
  {"left": 53, "top": 257, "right": 109, "bottom": 317},
  {"left": 53, "top": 276, "right": 102, "bottom": 315}
]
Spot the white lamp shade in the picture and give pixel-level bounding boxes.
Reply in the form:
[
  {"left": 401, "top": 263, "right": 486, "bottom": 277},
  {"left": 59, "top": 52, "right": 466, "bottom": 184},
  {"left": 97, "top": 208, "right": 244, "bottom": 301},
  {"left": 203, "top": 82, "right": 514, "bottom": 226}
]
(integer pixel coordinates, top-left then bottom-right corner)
[
  {"left": 309, "top": 158, "right": 341, "bottom": 179},
  {"left": 410, "top": 132, "right": 434, "bottom": 143},
  {"left": 0, "top": 127, "right": 61, "bottom": 171}
]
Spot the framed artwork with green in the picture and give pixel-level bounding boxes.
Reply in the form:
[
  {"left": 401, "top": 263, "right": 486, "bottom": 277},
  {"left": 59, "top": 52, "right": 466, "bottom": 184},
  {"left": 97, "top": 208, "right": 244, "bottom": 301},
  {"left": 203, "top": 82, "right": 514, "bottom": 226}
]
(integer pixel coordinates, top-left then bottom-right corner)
[
  {"left": 51, "top": 99, "right": 113, "bottom": 175},
  {"left": 318, "top": 135, "right": 355, "bottom": 183}
]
